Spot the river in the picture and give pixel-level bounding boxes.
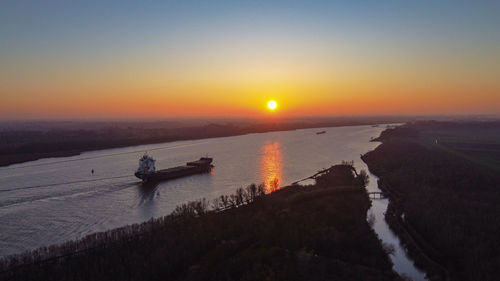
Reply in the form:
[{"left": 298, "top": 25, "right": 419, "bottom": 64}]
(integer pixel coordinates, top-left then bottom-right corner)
[{"left": 0, "top": 125, "right": 425, "bottom": 280}]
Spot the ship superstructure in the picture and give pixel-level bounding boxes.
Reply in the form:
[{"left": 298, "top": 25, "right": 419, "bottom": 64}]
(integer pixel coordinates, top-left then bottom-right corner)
[{"left": 136, "top": 153, "right": 156, "bottom": 176}]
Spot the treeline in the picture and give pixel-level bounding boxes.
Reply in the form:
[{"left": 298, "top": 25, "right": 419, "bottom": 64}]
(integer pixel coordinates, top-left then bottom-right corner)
[
  {"left": 363, "top": 121, "right": 500, "bottom": 281},
  {"left": 0, "top": 184, "right": 269, "bottom": 274},
  {"left": 0, "top": 164, "right": 399, "bottom": 281},
  {"left": 169, "top": 184, "right": 268, "bottom": 219}
]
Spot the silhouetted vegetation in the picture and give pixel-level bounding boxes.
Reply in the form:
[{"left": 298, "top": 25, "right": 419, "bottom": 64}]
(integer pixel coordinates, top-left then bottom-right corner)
[
  {"left": 0, "top": 164, "right": 399, "bottom": 281},
  {"left": 363, "top": 121, "right": 500, "bottom": 281}
]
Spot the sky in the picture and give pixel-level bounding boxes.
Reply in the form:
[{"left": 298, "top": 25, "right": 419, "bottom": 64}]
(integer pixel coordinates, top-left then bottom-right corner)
[{"left": 1, "top": 0, "right": 499, "bottom": 119}]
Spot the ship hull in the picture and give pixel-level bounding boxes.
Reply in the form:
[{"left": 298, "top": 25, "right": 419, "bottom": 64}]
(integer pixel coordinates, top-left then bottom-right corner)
[{"left": 135, "top": 158, "right": 213, "bottom": 182}]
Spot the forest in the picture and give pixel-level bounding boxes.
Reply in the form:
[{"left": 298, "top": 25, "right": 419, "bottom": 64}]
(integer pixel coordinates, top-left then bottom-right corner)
[
  {"left": 363, "top": 121, "right": 500, "bottom": 281},
  {"left": 0, "top": 164, "right": 401, "bottom": 281}
]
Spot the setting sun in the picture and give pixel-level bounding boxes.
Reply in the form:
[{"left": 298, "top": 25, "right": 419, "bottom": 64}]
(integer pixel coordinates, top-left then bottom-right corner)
[{"left": 267, "top": 100, "right": 277, "bottom": 110}]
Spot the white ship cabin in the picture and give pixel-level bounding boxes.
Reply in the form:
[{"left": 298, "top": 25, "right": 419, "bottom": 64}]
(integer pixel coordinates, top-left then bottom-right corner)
[{"left": 136, "top": 153, "right": 156, "bottom": 174}]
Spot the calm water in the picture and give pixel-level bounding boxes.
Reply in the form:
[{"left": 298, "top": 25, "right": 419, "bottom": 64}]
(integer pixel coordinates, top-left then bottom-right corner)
[
  {"left": 364, "top": 172, "right": 427, "bottom": 281},
  {"left": 0, "top": 125, "right": 425, "bottom": 280}
]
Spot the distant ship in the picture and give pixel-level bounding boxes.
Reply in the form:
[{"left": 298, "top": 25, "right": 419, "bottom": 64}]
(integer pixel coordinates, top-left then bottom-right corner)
[
  {"left": 134, "top": 154, "right": 213, "bottom": 182},
  {"left": 316, "top": 131, "right": 326, "bottom": 135}
]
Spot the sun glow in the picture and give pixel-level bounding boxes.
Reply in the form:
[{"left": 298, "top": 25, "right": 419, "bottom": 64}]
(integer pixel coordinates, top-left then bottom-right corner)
[
  {"left": 261, "top": 141, "right": 282, "bottom": 193},
  {"left": 267, "top": 100, "right": 277, "bottom": 110}
]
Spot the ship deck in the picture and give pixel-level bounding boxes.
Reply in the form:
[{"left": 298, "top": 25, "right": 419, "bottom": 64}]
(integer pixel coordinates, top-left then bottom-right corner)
[{"left": 156, "top": 165, "right": 194, "bottom": 173}]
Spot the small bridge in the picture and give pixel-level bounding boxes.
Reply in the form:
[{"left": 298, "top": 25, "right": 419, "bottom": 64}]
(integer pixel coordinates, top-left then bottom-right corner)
[
  {"left": 291, "top": 167, "right": 331, "bottom": 185},
  {"left": 367, "top": 192, "right": 387, "bottom": 199}
]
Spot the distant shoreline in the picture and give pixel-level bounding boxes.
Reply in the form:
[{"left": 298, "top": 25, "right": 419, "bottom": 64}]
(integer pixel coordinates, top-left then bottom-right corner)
[{"left": 0, "top": 121, "right": 390, "bottom": 168}]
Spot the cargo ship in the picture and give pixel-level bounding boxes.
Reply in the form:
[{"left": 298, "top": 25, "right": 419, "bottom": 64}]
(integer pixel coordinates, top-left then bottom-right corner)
[
  {"left": 134, "top": 154, "right": 213, "bottom": 182},
  {"left": 316, "top": 130, "right": 326, "bottom": 135}
]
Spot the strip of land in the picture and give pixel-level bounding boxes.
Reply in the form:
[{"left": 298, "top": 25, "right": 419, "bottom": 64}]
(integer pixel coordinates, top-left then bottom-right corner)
[
  {"left": 0, "top": 164, "right": 401, "bottom": 281},
  {"left": 362, "top": 121, "right": 500, "bottom": 281},
  {"left": 0, "top": 117, "right": 408, "bottom": 167}
]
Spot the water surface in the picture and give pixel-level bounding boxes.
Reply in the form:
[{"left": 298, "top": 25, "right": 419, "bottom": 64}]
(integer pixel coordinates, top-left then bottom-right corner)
[{"left": 0, "top": 125, "right": 424, "bottom": 279}]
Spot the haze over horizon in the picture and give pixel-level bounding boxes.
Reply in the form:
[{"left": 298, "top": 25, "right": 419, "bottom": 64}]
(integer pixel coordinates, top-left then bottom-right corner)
[{"left": 1, "top": 0, "right": 499, "bottom": 119}]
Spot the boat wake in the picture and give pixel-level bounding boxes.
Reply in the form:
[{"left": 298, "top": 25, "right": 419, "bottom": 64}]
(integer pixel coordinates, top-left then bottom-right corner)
[
  {"left": 0, "top": 175, "right": 137, "bottom": 193},
  {"left": 0, "top": 180, "right": 138, "bottom": 210}
]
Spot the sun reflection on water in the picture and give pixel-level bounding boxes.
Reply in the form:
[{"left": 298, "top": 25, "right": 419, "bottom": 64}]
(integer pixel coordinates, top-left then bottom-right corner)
[{"left": 261, "top": 141, "right": 283, "bottom": 193}]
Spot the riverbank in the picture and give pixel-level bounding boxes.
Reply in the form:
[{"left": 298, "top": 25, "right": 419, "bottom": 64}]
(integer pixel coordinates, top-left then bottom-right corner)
[
  {"left": 0, "top": 118, "right": 407, "bottom": 167},
  {"left": 362, "top": 121, "right": 500, "bottom": 281},
  {"left": 0, "top": 164, "right": 401, "bottom": 281}
]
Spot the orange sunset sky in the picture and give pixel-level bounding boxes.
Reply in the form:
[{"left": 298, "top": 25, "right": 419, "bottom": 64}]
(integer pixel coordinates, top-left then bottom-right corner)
[{"left": 1, "top": 1, "right": 499, "bottom": 119}]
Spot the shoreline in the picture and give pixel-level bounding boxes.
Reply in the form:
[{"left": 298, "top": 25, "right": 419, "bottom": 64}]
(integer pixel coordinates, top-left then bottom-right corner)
[
  {"left": 362, "top": 148, "right": 449, "bottom": 281},
  {"left": 0, "top": 122, "right": 385, "bottom": 168},
  {"left": 0, "top": 164, "right": 400, "bottom": 280},
  {"left": 378, "top": 177, "right": 449, "bottom": 281},
  {"left": 362, "top": 121, "right": 500, "bottom": 281}
]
